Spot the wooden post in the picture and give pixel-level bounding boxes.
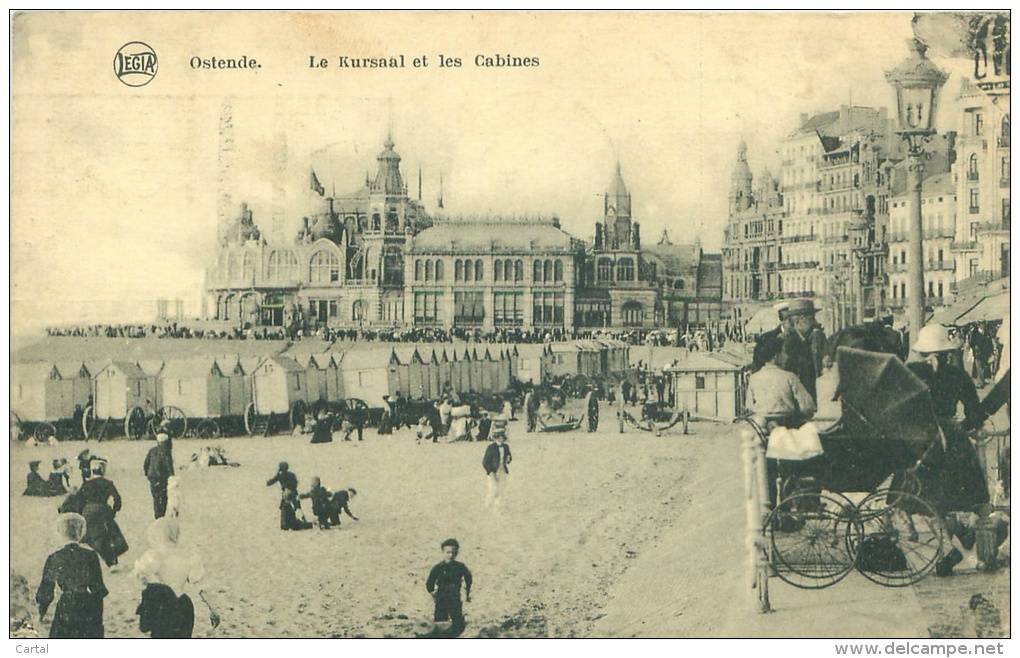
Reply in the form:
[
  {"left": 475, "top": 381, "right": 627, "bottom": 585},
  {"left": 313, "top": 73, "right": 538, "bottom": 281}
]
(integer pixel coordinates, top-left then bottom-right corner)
[{"left": 742, "top": 426, "right": 771, "bottom": 613}]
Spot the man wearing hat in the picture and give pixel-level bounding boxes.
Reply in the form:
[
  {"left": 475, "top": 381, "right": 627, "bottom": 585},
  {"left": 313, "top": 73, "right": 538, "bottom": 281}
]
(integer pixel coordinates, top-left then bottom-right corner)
[
  {"left": 143, "top": 424, "right": 176, "bottom": 519},
  {"left": 751, "top": 300, "right": 792, "bottom": 373},
  {"left": 482, "top": 421, "right": 512, "bottom": 509},
  {"left": 781, "top": 298, "right": 821, "bottom": 403}
]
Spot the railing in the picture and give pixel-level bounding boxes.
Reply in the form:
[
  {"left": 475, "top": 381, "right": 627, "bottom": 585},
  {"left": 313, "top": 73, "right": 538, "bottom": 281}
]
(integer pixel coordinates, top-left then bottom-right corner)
[
  {"left": 950, "top": 270, "right": 1000, "bottom": 293},
  {"left": 887, "top": 263, "right": 908, "bottom": 273},
  {"left": 998, "top": 136, "right": 1010, "bottom": 148},
  {"left": 822, "top": 235, "right": 849, "bottom": 244},
  {"left": 974, "top": 220, "right": 1010, "bottom": 232},
  {"left": 951, "top": 240, "right": 978, "bottom": 251},
  {"left": 968, "top": 171, "right": 980, "bottom": 181},
  {"left": 778, "top": 261, "right": 820, "bottom": 271},
  {"left": 925, "top": 261, "right": 956, "bottom": 272},
  {"left": 969, "top": 206, "right": 980, "bottom": 214},
  {"left": 1000, "top": 178, "right": 1010, "bottom": 188},
  {"left": 781, "top": 235, "right": 816, "bottom": 244}
]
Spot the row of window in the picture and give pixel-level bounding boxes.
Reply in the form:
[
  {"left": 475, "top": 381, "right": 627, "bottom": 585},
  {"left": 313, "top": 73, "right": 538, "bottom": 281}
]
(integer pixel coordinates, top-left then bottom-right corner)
[
  {"left": 971, "top": 113, "right": 1009, "bottom": 138},
  {"left": 413, "top": 258, "right": 568, "bottom": 284},
  {"left": 595, "top": 257, "right": 635, "bottom": 282},
  {"left": 413, "top": 291, "right": 573, "bottom": 327}
]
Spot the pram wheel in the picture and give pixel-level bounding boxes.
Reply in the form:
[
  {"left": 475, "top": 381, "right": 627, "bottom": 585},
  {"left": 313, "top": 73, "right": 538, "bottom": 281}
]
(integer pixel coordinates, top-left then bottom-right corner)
[
  {"left": 851, "top": 489, "right": 945, "bottom": 587},
  {"left": 765, "top": 492, "right": 860, "bottom": 589}
]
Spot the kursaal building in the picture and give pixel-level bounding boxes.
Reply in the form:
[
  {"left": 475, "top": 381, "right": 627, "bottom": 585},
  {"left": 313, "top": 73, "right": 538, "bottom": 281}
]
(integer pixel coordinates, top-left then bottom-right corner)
[{"left": 204, "top": 138, "right": 722, "bottom": 334}]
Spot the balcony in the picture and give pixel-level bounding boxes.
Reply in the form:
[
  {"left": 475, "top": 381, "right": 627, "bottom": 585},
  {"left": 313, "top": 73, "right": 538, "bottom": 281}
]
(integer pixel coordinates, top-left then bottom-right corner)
[
  {"left": 951, "top": 240, "right": 979, "bottom": 252},
  {"left": 967, "top": 171, "right": 980, "bottom": 181},
  {"left": 969, "top": 206, "right": 980, "bottom": 214},
  {"left": 781, "top": 234, "right": 817, "bottom": 244},
  {"left": 974, "top": 219, "right": 1010, "bottom": 233},
  {"left": 887, "top": 263, "right": 908, "bottom": 273},
  {"left": 779, "top": 260, "right": 820, "bottom": 271},
  {"left": 998, "top": 136, "right": 1010, "bottom": 148},
  {"left": 887, "top": 232, "right": 908, "bottom": 243},
  {"left": 925, "top": 261, "right": 956, "bottom": 272},
  {"left": 823, "top": 235, "right": 849, "bottom": 244},
  {"left": 950, "top": 270, "right": 1000, "bottom": 293},
  {"left": 1001, "top": 178, "right": 1010, "bottom": 188}
]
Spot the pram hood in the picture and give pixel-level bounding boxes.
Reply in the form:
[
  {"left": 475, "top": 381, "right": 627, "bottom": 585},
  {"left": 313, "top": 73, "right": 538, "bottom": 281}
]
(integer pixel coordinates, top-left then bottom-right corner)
[{"left": 832, "top": 347, "right": 944, "bottom": 447}]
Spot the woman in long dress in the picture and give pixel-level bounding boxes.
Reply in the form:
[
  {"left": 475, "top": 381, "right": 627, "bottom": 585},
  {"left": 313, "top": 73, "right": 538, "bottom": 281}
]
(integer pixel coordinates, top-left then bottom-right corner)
[
  {"left": 78, "top": 461, "right": 129, "bottom": 567},
  {"left": 36, "top": 513, "right": 108, "bottom": 638},
  {"left": 134, "top": 517, "right": 220, "bottom": 638}
]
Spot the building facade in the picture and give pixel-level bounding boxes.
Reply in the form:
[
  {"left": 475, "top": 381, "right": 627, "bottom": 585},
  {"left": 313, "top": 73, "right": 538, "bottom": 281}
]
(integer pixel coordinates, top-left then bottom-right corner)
[{"left": 204, "top": 138, "right": 723, "bottom": 334}]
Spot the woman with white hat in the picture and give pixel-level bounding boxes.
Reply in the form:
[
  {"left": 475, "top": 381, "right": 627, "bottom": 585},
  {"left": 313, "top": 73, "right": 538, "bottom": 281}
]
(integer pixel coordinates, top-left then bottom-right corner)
[{"left": 908, "top": 323, "right": 989, "bottom": 576}]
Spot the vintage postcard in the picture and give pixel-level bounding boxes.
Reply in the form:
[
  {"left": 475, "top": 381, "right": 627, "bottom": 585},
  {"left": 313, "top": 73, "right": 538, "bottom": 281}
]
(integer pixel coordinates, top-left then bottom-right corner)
[{"left": 8, "top": 10, "right": 1011, "bottom": 649}]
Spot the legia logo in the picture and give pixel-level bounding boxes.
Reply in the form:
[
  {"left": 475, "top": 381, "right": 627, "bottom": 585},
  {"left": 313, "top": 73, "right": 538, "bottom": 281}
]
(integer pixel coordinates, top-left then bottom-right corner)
[{"left": 114, "top": 42, "right": 158, "bottom": 87}]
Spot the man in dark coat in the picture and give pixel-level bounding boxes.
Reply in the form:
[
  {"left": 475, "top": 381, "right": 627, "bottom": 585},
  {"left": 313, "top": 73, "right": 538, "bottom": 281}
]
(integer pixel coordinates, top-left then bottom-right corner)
[
  {"left": 751, "top": 301, "right": 791, "bottom": 373},
  {"left": 781, "top": 298, "right": 821, "bottom": 404},
  {"left": 143, "top": 429, "right": 175, "bottom": 519},
  {"left": 475, "top": 410, "right": 492, "bottom": 442}
]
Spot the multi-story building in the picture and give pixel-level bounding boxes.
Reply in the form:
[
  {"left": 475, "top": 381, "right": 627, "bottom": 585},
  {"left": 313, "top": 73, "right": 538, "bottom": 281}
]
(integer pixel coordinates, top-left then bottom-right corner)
[
  {"left": 951, "top": 78, "right": 1010, "bottom": 296},
  {"left": 204, "top": 138, "right": 723, "bottom": 334},
  {"left": 887, "top": 171, "right": 957, "bottom": 314},
  {"left": 722, "top": 141, "right": 784, "bottom": 303},
  {"left": 204, "top": 137, "right": 433, "bottom": 332},
  {"left": 405, "top": 215, "right": 584, "bottom": 332}
]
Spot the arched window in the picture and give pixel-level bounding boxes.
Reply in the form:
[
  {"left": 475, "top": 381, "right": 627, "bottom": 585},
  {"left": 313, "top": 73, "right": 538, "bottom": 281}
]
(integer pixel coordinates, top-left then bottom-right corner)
[
  {"left": 415, "top": 259, "right": 423, "bottom": 281},
  {"left": 455, "top": 259, "right": 463, "bottom": 281},
  {"left": 617, "top": 257, "right": 635, "bottom": 282},
  {"left": 267, "top": 251, "right": 280, "bottom": 280},
  {"left": 598, "top": 257, "right": 614, "bottom": 282},
  {"left": 352, "top": 300, "right": 365, "bottom": 322},
  {"left": 464, "top": 260, "right": 473, "bottom": 282},
  {"left": 474, "top": 259, "right": 483, "bottom": 281},
  {"left": 622, "top": 301, "right": 643, "bottom": 327},
  {"left": 515, "top": 260, "right": 523, "bottom": 282},
  {"left": 533, "top": 259, "right": 543, "bottom": 282},
  {"left": 554, "top": 260, "right": 563, "bottom": 282},
  {"left": 241, "top": 252, "right": 255, "bottom": 281},
  {"left": 310, "top": 250, "right": 339, "bottom": 283},
  {"left": 227, "top": 252, "right": 240, "bottom": 281},
  {"left": 435, "top": 260, "right": 444, "bottom": 281},
  {"left": 969, "top": 153, "right": 980, "bottom": 180},
  {"left": 425, "top": 260, "right": 434, "bottom": 282},
  {"left": 383, "top": 246, "right": 403, "bottom": 286},
  {"left": 494, "top": 260, "right": 503, "bottom": 282},
  {"left": 543, "top": 259, "right": 553, "bottom": 282},
  {"left": 1002, "top": 115, "right": 1010, "bottom": 137}
]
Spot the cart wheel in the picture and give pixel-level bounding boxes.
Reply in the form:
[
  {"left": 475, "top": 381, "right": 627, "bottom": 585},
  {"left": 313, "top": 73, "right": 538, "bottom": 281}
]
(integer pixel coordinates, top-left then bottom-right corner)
[
  {"left": 290, "top": 400, "right": 308, "bottom": 430},
  {"left": 158, "top": 406, "right": 188, "bottom": 439},
  {"left": 345, "top": 398, "right": 370, "bottom": 427},
  {"left": 82, "top": 405, "right": 96, "bottom": 439},
  {"left": 851, "top": 489, "right": 945, "bottom": 587},
  {"left": 10, "top": 411, "right": 25, "bottom": 441},
  {"left": 34, "top": 422, "right": 57, "bottom": 443},
  {"left": 125, "top": 406, "right": 147, "bottom": 440},
  {"left": 765, "top": 492, "right": 860, "bottom": 589},
  {"left": 243, "top": 403, "right": 256, "bottom": 436},
  {"left": 196, "top": 419, "right": 221, "bottom": 440}
]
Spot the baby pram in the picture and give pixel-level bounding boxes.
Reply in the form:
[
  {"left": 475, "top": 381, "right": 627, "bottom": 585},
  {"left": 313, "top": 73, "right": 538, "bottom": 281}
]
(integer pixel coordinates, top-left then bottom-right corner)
[{"left": 743, "top": 347, "right": 948, "bottom": 589}]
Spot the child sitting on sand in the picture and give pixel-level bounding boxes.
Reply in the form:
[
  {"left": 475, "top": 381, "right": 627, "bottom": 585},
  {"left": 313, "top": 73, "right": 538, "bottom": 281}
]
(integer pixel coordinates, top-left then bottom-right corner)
[{"left": 279, "top": 489, "right": 313, "bottom": 531}]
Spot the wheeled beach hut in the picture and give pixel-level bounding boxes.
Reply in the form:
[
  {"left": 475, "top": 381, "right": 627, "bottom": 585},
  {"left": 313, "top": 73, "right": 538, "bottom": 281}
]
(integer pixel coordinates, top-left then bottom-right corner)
[{"left": 665, "top": 353, "right": 746, "bottom": 421}]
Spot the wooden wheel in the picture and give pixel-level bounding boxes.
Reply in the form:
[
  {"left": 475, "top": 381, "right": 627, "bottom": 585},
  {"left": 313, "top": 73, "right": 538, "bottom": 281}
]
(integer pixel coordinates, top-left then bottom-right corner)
[
  {"left": 196, "top": 419, "right": 221, "bottom": 439},
  {"left": 244, "top": 402, "right": 257, "bottom": 436},
  {"left": 158, "top": 406, "right": 188, "bottom": 439},
  {"left": 82, "top": 405, "right": 96, "bottom": 439},
  {"left": 34, "top": 422, "right": 57, "bottom": 443},
  {"left": 124, "top": 406, "right": 147, "bottom": 440}
]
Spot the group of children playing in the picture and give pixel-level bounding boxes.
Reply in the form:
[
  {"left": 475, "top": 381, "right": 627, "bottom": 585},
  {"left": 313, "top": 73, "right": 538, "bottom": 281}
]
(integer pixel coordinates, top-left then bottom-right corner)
[
  {"left": 23, "top": 458, "right": 71, "bottom": 497},
  {"left": 266, "top": 461, "right": 358, "bottom": 531}
]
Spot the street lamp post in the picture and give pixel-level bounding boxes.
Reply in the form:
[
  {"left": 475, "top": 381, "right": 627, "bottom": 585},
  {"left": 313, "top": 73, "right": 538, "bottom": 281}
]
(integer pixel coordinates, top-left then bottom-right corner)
[{"left": 886, "top": 39, "right": 947, "bottom": 340}]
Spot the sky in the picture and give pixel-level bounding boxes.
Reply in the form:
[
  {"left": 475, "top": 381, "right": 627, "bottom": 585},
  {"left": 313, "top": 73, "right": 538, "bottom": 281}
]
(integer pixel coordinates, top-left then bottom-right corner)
[{"left": 10, "top": 11, "right": 980, "bottom": 334}]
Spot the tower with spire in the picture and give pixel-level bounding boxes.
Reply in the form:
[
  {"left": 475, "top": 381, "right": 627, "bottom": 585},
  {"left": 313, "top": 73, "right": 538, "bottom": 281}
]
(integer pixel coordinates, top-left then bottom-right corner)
[
  {"left": 729, "top": 139, "right": 754, "bottom": 215},
  {"left": 603, "top": 162, "right": 637, "bottom": 249}
]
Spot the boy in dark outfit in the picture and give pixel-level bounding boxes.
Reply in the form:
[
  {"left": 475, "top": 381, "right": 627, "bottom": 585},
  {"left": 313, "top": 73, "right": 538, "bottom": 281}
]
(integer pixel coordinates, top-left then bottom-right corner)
[
  {"left": 280, "top": 489, "right": 313, "bottom": 531},
  {"left": 300, "top": 477, "right": 336, "bottom": 529},
  {"left": 36, "top": 513, "right": 108, "bottom": 638},
  {"left": 331, "top": 488, "right": 359, "bottom": 526},
  {"left": 266, "top": 461, "right": 298, "bottom": 496},
  {"left": 422, "top": 538, "right": 472, "bottom": 638}
]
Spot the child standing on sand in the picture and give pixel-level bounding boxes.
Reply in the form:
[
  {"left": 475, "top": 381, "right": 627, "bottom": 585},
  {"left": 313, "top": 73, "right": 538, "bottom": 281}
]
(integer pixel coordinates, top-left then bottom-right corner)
[{"left": 421, "top": 538, "right": 472, "bottom": 638}]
